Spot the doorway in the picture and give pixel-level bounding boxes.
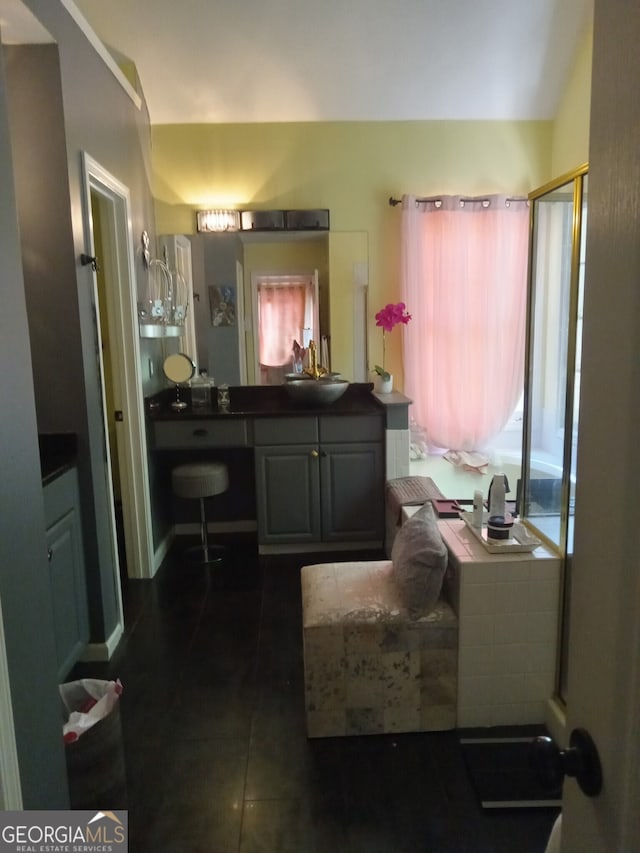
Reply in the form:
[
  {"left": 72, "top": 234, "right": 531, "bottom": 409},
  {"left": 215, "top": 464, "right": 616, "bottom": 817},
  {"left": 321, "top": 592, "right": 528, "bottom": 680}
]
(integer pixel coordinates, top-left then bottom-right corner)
[{"left": 81, "top": 154, "right": 154, "bottom": 585}]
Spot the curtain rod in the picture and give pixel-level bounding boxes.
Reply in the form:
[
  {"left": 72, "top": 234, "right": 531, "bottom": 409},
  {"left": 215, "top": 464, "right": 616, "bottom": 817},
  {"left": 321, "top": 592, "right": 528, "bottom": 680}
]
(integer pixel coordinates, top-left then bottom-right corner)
[{"left": 388, "top": 195, "right": 528, "bottom": 207}]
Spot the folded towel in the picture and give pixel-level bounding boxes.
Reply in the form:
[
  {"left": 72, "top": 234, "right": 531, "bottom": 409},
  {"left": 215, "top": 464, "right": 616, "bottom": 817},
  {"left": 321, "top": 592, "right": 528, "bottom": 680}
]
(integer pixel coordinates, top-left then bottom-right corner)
[{"left": 444, "top": 450, "right": 489, "bottom": 474}]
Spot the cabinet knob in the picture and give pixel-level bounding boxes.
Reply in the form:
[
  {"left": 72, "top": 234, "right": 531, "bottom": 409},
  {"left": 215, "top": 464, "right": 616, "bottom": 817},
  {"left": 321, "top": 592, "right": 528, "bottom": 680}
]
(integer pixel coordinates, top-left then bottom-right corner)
[
  {"left": 47, "top": 548, "right": 53, "bottom": 562},
  {"left": 310, "top": 449, "right": 319, "bottom": 457}
]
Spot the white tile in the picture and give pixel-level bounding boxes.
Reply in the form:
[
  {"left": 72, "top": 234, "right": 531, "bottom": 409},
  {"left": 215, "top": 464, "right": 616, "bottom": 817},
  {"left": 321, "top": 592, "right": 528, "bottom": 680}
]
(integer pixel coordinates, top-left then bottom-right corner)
[
  {"left": 395, "top": 430, "right": 410, "bottom": 477},
  {"left": 458, "top": 704, "right": 493, "bottom": 728},
  {"left": 458, "top": 675, "right": 495, "bottom": 707},
  {"left": 521, "top": 670, "right": 555, "bottom": 702},
  {"left": 493, "top": 612, "right": 530, "bottom": 645},
  {"left": 385, "top": 432, "right": 397, "bottom": 480},
  {"left": 491, "top": 643, "right": 529, "bottom": 676},
  {"left": 528, "top": 578, "right": 561, "bottom": 612},
  {"left": 525, "top": 642, "right": 556, "bottom": 673},
  {"left": 531, "top": 557, "right": 562, "bottom": 580},
  {"left": 491, "top": 702, "right": 545, "bottom": 726},
  {"left": 458, "top": 644, "right": 495, "bottom": 678},
  {"left": 491, "top": 703, "right": 521, "bottom": 726},
  {"left": 492, "top": 581, "right": 528, "bottom": 614},
  {"left": 459, "top": 614, "right": 494, "bottom": 647},
  {"left": 526, "top": 611, "right": 559, "bottom": 644},
  {"left": 493, "top": 673, "right": 526, "bottom": 704},
  {"left": 494, "top": 560, "right": 531, "bottom": 582},
  {"left": 461, "top": 583, "right": 496, "bottom": 616},
  {"left": 461, "top": 561, "right": 498, "bottom": 584}
]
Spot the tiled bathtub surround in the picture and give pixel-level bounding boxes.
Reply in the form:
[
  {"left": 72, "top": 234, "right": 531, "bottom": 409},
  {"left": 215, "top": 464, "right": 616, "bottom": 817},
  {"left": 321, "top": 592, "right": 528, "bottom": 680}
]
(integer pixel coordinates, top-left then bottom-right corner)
[
  {"left": 301, "top": 560, "right": 458, "bottom": 738},
  {"left": 436, "top": 518, "right": 561, "bottom": 728}
]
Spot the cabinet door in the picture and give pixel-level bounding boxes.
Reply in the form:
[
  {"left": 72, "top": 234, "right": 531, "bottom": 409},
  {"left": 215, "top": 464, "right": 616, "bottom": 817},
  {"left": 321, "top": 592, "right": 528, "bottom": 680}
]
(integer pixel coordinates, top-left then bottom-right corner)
[
  {"left": 255, "top": 445, "right": 321, "bottom": 544},
  {"left": 320, "top": 442, "right": 384, "bottom": 542},
  {"left": 46, "top": 507, "right": 89, "bottom": 681}
]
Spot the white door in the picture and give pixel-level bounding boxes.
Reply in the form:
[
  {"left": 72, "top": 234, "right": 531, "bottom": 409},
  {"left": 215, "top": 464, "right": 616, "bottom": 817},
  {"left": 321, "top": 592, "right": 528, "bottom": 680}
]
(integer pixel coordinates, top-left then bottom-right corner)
[
  {"left": 559, "top": 3, "right": 640, "bottom": 850},
  {"left": 82, "top": 154, "right": 155, "bottom": 583}
]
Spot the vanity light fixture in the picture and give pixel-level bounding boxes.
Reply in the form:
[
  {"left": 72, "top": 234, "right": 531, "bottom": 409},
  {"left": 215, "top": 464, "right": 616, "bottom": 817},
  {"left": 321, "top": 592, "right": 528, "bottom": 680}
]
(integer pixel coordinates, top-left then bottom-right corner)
[{"left": 196, "top": 209, "right": 240, "bottom": 233}]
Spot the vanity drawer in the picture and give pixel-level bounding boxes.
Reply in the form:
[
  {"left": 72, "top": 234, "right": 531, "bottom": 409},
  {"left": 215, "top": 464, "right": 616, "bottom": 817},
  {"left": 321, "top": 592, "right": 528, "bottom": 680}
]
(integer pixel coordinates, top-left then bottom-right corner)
[
  {"left": 153, "top": 418, "right": 249, "bottom": 449},
  {"left": 253, "top": 417, "right": 318, "bottom": 445},
  {"left": 319, "top": 414, "right": 383, "bottom": 443}
]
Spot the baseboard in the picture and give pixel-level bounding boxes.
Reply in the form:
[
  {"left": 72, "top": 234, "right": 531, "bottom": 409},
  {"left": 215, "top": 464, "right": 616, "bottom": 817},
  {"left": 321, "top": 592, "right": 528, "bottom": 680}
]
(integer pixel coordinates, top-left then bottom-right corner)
[
  {"left": 174, "top": 520, "right": 258, "bottom": 536},
  {"left": 259, "top": 539, "right": 383, "bottom": 555},
  {"left": 152, "top": 529, "right": 175, "bottom": 577},
  {"left": 82, "top": 621, "right": 124, "bottom": 663}
]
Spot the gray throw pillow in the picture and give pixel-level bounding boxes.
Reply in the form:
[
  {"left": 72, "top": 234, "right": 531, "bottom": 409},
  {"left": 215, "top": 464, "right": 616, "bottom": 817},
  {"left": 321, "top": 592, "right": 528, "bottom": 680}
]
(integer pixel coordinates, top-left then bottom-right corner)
[{"left": 390, "top": 501, "right": 448, "bottom": 616}]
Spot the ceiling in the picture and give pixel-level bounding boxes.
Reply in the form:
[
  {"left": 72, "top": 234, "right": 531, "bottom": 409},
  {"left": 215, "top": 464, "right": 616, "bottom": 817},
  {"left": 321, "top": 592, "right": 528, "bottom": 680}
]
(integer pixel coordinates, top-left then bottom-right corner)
[{"left": 5, "top": 0, "right": 593, "bottom": 125}]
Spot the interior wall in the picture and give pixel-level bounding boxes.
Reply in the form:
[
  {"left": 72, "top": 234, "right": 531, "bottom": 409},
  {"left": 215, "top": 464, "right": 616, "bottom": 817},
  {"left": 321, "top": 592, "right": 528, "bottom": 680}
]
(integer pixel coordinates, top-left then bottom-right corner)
[
  {"left": 13, "top": 0, "right": 159, "bottom": 631},
  {"left": 152, "top": 120, "right": 554, "bottom": 388},
  {"left": 0, "top": 42, "right": 69, "bottom": 810},
  {"left": 551, "top": 21, "right": 593, "bottom": 176}
]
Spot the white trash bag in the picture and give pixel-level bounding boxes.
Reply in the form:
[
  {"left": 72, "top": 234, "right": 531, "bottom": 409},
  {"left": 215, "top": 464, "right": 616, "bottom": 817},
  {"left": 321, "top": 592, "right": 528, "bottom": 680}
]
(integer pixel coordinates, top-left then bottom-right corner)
[{"left": 60, "top": 678, "right": 123, "bottom": 744}]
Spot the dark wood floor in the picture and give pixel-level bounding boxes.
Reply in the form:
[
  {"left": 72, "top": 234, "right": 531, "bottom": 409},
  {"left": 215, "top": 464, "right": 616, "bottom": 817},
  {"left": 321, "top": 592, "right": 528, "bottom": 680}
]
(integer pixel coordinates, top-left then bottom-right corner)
[{"left": 70, "top": 536, "right": 559, "bottom": 852}]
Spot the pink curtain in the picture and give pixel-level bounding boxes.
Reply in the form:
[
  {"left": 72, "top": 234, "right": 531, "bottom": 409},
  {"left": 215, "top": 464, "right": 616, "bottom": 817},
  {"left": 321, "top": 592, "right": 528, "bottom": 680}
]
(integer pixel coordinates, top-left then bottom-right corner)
[
  {"left": 401, "top": 194, "right": 529, "bottom": 451},
  {"left": 258, "top": 284, "right": 306, "bottom": 367}
]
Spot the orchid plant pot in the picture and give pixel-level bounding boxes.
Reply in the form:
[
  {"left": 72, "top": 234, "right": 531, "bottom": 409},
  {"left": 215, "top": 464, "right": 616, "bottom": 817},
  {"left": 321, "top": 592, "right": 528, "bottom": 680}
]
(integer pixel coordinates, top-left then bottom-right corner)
[{"left": 374, "top": 373, "right": 393, "bottom": 394}]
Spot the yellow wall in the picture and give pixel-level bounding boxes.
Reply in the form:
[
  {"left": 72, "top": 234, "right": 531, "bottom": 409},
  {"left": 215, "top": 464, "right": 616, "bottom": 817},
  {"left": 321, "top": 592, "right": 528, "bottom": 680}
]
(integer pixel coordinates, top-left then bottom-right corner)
[
  {"left": 153, "top": 121, "right": 553, "bottom": 387},
  {"left": 551, "top": 23, "right": 593, "bottom": 178}
]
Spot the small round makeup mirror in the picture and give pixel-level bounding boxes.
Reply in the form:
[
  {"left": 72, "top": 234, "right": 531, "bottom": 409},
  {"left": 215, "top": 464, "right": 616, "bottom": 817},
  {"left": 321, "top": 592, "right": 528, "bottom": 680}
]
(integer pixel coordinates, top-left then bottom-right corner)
[{"left": 163, "top": 353, "right": 195, "bottom": 410}]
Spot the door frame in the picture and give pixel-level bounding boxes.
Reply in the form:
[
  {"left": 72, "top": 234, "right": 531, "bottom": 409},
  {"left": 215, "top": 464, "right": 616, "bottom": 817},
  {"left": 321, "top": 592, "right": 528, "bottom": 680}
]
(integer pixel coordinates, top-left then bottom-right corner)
[{"left": 81, "top": 153, "right": 154, "bottom": 581}]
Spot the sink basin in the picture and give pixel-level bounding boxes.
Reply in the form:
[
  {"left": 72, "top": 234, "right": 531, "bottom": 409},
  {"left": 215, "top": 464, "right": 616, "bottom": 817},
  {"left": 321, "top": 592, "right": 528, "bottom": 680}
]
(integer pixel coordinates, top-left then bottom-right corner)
[{"left": 282, "top": 377, "right": 349, "bottom": 406}]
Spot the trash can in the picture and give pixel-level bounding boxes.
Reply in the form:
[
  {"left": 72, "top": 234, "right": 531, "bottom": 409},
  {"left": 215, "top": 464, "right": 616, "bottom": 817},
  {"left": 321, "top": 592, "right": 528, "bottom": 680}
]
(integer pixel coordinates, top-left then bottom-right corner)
[{"left": 60, "top": 678, "right": 127, "bottom": 810}]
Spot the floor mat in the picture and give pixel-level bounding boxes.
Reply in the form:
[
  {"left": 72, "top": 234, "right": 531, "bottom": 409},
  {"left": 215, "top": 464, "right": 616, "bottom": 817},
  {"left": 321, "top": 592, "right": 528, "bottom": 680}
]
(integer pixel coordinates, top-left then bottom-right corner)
[{"left": 460, "top": 733, "right": 562, "bottom": 809}]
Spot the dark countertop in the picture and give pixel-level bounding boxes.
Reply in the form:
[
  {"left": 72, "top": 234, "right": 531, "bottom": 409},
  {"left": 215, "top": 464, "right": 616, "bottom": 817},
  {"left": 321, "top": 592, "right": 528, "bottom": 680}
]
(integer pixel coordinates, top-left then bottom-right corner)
[
  {"left": 146, "top": 382, "right": 386, "bottom": 420},
  {"left": 39, "top": 433, "right": 78, "bottom": 485}
]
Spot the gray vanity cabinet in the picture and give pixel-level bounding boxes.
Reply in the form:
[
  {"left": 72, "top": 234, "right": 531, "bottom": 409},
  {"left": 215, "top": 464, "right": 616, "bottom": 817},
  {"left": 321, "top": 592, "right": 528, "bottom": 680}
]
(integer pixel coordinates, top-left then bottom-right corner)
[
  {"left": 254, "top": 414, "right": 384, "bottom": 546},
  {"left": 254, "top": 444, "right": 322, "bottom": 543},
  {"left": 319, "top": 441, "right": 384, "bottom": 541},
  {"left": 43, "top": 468, "right": 89, "bottom": 681}
]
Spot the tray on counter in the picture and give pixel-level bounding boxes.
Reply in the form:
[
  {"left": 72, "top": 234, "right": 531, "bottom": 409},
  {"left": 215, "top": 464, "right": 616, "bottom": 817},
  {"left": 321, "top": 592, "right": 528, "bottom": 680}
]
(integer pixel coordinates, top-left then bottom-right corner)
[{"left": 459, "top": 511, "right": 542, "bottom": 553}]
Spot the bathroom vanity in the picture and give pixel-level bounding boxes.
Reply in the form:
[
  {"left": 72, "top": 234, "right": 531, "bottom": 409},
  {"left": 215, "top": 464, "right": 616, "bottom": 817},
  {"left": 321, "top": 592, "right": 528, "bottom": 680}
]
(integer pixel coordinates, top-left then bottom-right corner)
[{"left": 147, "top": 383, "right": 389, "bottom": 551}]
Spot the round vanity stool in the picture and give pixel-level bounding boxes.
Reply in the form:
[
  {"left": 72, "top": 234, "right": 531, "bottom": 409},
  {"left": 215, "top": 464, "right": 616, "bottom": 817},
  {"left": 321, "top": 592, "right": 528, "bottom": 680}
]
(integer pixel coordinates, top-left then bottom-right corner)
[{"left": 171, "top": 462, "right": 229, "bottom": 564}]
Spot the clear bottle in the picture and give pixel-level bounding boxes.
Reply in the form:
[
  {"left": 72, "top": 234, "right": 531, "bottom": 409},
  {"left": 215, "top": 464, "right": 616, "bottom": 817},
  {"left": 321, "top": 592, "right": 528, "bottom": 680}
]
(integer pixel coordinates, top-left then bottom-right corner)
[{"left": 190, "top": 370, "right": 212, "bottom": 409}]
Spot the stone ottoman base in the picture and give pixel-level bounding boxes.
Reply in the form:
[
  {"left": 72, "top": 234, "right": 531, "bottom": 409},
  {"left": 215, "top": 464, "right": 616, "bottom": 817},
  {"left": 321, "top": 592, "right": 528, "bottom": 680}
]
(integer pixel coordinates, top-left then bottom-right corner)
[{"left": 301, "top": 560, "right": 458, "bottom": 738}]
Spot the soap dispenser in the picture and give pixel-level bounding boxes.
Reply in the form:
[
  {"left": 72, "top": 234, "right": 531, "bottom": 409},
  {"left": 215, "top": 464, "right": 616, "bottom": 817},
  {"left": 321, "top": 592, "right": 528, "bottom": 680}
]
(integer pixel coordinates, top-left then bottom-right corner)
[
  {"left": 488, "top": 473, "right": 507, "bottom": 520},
  {"left": 487, "top": 473, "right": 513, "bottom": 540}
]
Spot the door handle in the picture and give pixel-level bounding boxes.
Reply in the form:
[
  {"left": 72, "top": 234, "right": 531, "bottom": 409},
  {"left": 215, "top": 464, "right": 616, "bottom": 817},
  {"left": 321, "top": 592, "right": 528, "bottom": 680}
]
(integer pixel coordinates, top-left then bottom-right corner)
[{"left": 530, "top": 728, "right": 602, "bottom": 797}]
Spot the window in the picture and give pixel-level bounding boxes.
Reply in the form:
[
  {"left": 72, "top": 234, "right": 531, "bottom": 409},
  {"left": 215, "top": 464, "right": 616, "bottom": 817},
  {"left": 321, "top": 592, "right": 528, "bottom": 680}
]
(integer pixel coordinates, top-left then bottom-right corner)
[{"left": 252, "top": 273, "right": 318, "bottom": 385}]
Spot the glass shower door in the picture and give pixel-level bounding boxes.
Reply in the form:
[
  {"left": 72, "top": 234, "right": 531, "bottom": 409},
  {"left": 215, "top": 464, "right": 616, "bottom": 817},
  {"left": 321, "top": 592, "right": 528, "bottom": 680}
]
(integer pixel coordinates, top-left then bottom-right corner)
[{"left": 522, "top": 165, "right": 588, "bottom": 702}]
